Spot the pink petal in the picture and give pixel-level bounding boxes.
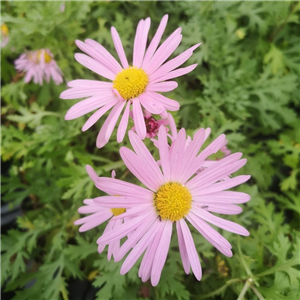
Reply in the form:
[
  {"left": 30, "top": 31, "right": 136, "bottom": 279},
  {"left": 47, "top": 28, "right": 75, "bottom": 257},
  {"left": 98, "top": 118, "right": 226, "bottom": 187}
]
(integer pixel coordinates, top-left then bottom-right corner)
[
  {"left": 133, "top": 99, "right": 146, "bottom": 139},
  {"left": 117, "top": 101, "right": 130, "bottom": 143},
  {"left": 194, "top": 191, "right": 251, "bottom": 204},
  {"left": 75, "top": 211, "right": 112, "bottom": 232},
  {"left": 120, "top": 147, "right": 161, "bottom": 191},
  {"left": 187, "top": 213, "right": 233, "bottom": 257},
  {"left": 67, "top": 79, "right": 112, "bottom": 88},
  {"left": 128, "top": 131, "right": 164, "bottom": 183},
  {"left": 85, "top": 39, "right": 122, "bottom": 74},
  {"left": 176, "top": 221, "right": 190, "bottom": 274},
  {"left": 192, "top": 208, "right": 249, "bottom": 236},
  {"left": 133, "top": 18, "right": 151, "bottom": 68},
  {"left": 98, "top": 220, "right": 114, "bottom": 254},
  {"left": 151, "top": 220, "right": 173, "bottom": 286},
  {"left": 178, "top": 219, "right": 202, "bottom": 280},
  {"left": 146, "top": 28, "right": 182, "bottom": 75},
  {"left": 195, "top": 203, "right": 243, "bottom": 215},
  {"left": 94, "top": 195, "right": 152, "bottom": 207},
  {"left": 65, "top": 95, "right": 116, "bottom": 120},
  {"left": 146, "top": 81, "right": 178, "bottom": 92},
  {"left": 60, "top": 85, "right": 113, "bottom": 100},
  {"left": 167, "top": 113, "right": 178, "bottom": 139},
  {"left": 147, "top": 91, "right": 180, "bottom": 111},
  {"left": 111, "top": 26, "right": 129, "bottom": 69},
  {"left": 74, "top": 53, "right": 115, "bottom": 80},
  {"left": 142, "top": 14, "right": 169, "bottom": 69},
  {"left": 82, "top": 100, "right": 118, "bottom": 132},
  {"left": 152, "top": 64, "right": 198, "bottom": 83},
  {"left": 96, "top": 100, "right": 126, "bottom": 148},
  {"left": 138, "top": 93, "right": 166, "bottom": 115},
  {"left": 158, "top": 126, "right": 171, "bottom": 181}
]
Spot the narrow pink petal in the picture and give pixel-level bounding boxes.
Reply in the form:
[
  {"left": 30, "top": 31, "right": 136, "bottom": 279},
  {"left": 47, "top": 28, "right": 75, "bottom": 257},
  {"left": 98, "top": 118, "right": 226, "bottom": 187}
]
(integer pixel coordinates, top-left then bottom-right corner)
[
  {"left": 60, "top": 86, "right": 113, "bottom": 100},
  {"left": 128, "top": 131, "right": 164, "bottom": 183},
  {"left": 76, "top": 212, "right": 112, "bottom": 232},
  {"left": 95, "top": 176, "right": 153, "bottom": 198},
  {"left": 120, "top": 218, "right": 161, "bottom": 275},
  {"left": 176, "top": 221, "right": 190, "bottom": 274},
  {"left": 138, "top": 93, "right": 166, "bottom": 115},
  {"left": 120, "top": 147, "right": 161, "bottom": 191},
  {"left": 111, "top": 26, "right": 129, "bottom": 69},
  {"left": 146, "top": 81, "right": 178, "bottom": 92},
  {"left": 82, "top": 100, "right": 118, "bottom": 132},
  {"left": 115, "top": 212, "right": 157, "bottom": 262},
  {"left": 152, "top": 64, "right": 198, "bottom": 83},
  {"left": 67, "top": 79, "right": 112, "bottom": 88},
  {"left": 78, "top": 204, "right": 104, "bottom": 214},
  {"left": 142, "top": 14, "right": 169, "bottom": 69},
  {"left": 146, "top": 28, "right": 182, "bottom": 75},
  {"left": 147, "top": 91, "right": 180, "bottom": 111},
  {"left": 94, "top": 195, "right": 152, "bottom": 207},
  {"left": 194, "top": 191, "right": 251, "bottom": 204},
  {"left": 151, "top": 220, "right": 173, "bottom": 286},
  {"left": 74, "top": 53, "right": 115, "bottom": 80},
  {"left": 193, "top": 208, "right": 250, "bottom": 236},
  {"left": 150, "top": 43, "right": 201, "bottom": 81},
  {"left": 86, "top": 165, "right": 98, "bottom": 182},
  {"left": 179, "top": 219, "right": 202, "bottom": 280},
  {"left": 76, "top": 39, "right": 121, "bottom": 74},
  {"left": 117, "top": 101, "right": 130, "bottom": 143},
  {"left": 195, "top": 203, "right": 243, "bottom": 215},
  {"left": 169, "top": 128, "right": 187, "bottom": 181},
  {"left": 133, "top": 99, "right": 146, "bottom": 139},
  {"left": 98, "top": 220, "right": 114, "bottom": 253},
  {"left": 85, "top": 39, "right": 122, "bottom": 73},
  {"left": 96, "top": 101, "right": 126, "bottom": 148},
  {"left": 133, "top": 18, "right": 151, "bottom": 68},
  {"left": 97, "top": 213, "right": 151, "bottom": 244},
  {"left": 167, "top": 113, "right": 178, "bottom": 139},
  {"left": 158, "top": 126, "right": 171, "bottom": 181},
  {"left": 65, "top": 95, "right": 116, "bottom": 120},
  {"left": 112, "top": 204, "right": 153, "bottom": 221},
  {"left": 140, "top": 221, "right": 165, "bottom": 282},
  {"left": 180, "top": 134, "right": 226, "bottom": 183},
  {"left": 187, "top": 153, "right": 245, "bottom": 190},
  {"left": 187, "top": 213, "right": 233, "bottom": 257},
  {"left": 193, "top": 175, "right": 251, "bottom": 196}
]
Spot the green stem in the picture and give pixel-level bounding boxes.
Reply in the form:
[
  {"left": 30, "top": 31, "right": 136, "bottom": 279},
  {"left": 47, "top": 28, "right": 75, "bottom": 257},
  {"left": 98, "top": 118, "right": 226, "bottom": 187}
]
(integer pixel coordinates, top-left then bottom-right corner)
[
  {"left": 250, "top": 285, "right": 265, "bottom": 300},
  {"left": 237, "top": 237, "right": 253, "bottom": 277},
  {"left": 237, "top": 279, "right": 252, "bottom": 300}
]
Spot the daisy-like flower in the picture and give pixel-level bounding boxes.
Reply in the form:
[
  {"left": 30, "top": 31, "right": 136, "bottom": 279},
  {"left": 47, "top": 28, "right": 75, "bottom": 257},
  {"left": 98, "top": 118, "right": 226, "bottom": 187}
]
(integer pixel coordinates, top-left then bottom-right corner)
[
  {"left": 1, "top": 23, "right": 9, "bottom": 48},
  {"left": 74, "top": 168, "right": 127, "bottom": 261},
  {"left": 60, "top": 15, "right": 200, "bottom": 148},
  {"left": 92, "top": 127, "right": 250, "bottom": 286},
  {"left": 15, "top": 49, "right": 63, "bottom": 85}
]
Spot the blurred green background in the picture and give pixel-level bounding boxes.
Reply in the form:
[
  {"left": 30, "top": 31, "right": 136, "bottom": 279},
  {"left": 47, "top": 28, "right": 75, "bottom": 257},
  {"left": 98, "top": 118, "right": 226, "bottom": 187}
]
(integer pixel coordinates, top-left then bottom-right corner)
[{"left": 1, "top": 1, "right": 299, "bottom": 300}]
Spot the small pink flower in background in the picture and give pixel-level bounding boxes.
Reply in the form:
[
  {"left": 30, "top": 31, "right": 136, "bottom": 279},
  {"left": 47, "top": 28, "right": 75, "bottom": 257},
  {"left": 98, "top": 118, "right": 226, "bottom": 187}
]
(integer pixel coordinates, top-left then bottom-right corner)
[
  {"left": 1, "top": 23, "right": 9, "bottom": 48},
  {"left": 60, "top": 14, "right": 200, "bottom": 148},
  {"left": 220, "top": 139, "right": 231, "bottom": 157},
  {"left": 60, "top": 3, "right": 65, "bottom": 12},
  {"left": 15, "top": 49, "right": 63, "bottom": 85},
  {"left": 92, "top": 128, "right": 250, "bottom": 286},
  {"left": 74, "top": 167, "right": 127, "bottom": 261}
]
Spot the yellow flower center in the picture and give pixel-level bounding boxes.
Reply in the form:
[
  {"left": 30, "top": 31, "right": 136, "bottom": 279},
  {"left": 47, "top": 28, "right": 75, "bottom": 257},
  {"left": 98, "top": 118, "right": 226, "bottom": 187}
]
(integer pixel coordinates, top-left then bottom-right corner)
[
  {"left": 111, "top": 208, "right": 126, "bottom": 216},
  {"left": 1, "top": 24, "right": 9, "bottom": 36},
  {"left": 154, "top": 182, "right": 192, "bottom": 222},
  {"left": 113, "top": 67, "right": 148, "bottom": 101},
  {"left": 37, "top": 50, "right": 52, "bottom": 63}
]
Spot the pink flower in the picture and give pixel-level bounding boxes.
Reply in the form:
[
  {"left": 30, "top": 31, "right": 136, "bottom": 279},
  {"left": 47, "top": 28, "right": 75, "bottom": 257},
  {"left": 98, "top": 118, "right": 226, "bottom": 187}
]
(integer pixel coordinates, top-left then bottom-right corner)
[
  {"left": 1, "top": 23, "right": 9, "bottom": 48},
  {"left": 15, "top": 49, "right": 63, "bottom": 85},
  {"left": 93, "top": 128, "right": 250, "bottom": 286},
  {"left": 74, "top": 167, "right": 127, "bottom": 261},
  {"left": 60, "top": 15, "right": 200, "bottom": 148},
  {"left": 220, "top": 139, "right": 231, "bottom": 157}
]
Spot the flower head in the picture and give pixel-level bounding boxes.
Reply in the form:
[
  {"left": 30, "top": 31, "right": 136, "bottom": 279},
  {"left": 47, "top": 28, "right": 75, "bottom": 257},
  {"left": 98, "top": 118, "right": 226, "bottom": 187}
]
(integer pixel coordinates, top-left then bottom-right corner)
[
  {"left": 1, "top": 23, "right": 9, "bottom": 48},
  {"left": 74, "top": 167, "right": 127, "bottom": 261},
  {"left": 91, "top": 127, "right": 250, "bottom": 286},
  {"left": 15, "top": 49, "right": 63, "bottom": 85},
  {"left": 60, "top": 15, "right": 200, "bottom": 148}
]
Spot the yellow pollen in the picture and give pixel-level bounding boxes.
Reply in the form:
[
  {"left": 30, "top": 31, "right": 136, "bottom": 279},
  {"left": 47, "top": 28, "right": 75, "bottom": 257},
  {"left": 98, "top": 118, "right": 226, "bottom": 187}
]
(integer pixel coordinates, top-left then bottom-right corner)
[
  {"left": 111, "top": 208, "right": 126, "bottom": 216},
  {"left": 154, "top": 182, "right": 192, "bottom": 222},
  {"left": 37, "top": 50, "right": 52, "bottom": 63},
  {"left": 1, "top": 24, "right": 9, "bottom": 36},
  {"left": 113, "top": 67, "right": 148, "bottom": 101}
]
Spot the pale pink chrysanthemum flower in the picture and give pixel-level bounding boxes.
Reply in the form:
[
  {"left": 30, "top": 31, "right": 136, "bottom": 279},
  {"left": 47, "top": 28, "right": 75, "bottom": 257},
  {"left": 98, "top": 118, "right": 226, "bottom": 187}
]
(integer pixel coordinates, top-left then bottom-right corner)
[
  {"left": 131, "top": 110, "right": 169, "bottom": 138},
  {"left": 74, "top": 168, "right": 127, "bottom": 261},
  {"left": 93, "top": 128, "right": 250, "bottom": 286},
  {"left": 1, "top": 23, "right": 9, "bottom": 48},
  {"left": 15, "top": 49, "right": 63, "bottom": 85},
  {"left": 60, "top": 15, "right": 200, "bottom": 148}
]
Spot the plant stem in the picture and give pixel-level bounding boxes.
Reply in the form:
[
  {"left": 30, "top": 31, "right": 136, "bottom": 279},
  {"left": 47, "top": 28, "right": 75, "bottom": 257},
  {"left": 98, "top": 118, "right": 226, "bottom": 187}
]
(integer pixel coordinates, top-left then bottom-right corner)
[
  {"left": 250, "top": 285, "right": 265, "bottom": 300},
  {"left": 237, "top": 279, "right": 252, "bottom": 300}
]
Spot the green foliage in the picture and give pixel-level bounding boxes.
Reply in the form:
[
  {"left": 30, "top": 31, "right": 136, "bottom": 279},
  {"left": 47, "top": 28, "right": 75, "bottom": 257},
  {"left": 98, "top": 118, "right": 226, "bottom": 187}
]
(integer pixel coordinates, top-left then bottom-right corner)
[{"left": 1, "top": 1, "right": 299, "bottom": 300}]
